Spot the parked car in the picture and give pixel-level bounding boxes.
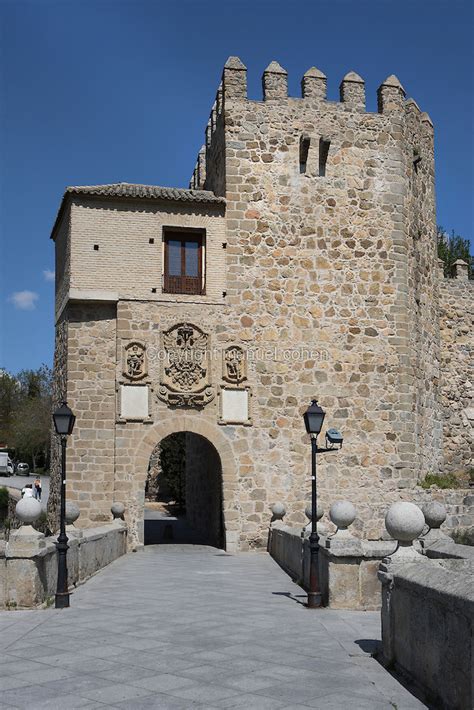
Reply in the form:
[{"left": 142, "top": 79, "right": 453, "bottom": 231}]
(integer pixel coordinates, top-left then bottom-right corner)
[{"left": 16, "top": 463, "right": 30, "bottom": 476}]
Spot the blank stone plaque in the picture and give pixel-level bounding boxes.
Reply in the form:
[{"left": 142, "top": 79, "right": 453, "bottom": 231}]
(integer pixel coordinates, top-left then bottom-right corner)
[
  {"left": 221, "top": 388, "right": 249, "bottom": 423},
  {"left": 120, "top": 385, "right": 149, "bottom": 419}
]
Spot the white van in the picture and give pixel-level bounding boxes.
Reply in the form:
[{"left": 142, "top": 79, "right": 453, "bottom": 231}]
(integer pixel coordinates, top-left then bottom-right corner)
[{"left": 0, "top": 452, "right": 14, "bottom": 476}]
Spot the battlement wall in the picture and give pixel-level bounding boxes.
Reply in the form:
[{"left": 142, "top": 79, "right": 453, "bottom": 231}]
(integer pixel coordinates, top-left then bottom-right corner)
[
  {"left": 438, "top": 260, "right": 473, "bottom": 473},
  {"left": 190, "top": 57, "right": 434, "bottom": 192}
]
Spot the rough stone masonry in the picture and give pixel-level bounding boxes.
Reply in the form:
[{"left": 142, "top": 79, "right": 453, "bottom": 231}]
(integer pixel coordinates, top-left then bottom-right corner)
[{"left": 50, "top": 57, "right": 473, "bottom": 551}]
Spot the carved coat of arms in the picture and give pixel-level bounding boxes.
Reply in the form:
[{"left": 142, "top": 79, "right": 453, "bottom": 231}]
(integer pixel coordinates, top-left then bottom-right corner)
[
  {"left": 158, "top": 323, "right": 215, "bottom": 407},
  {"left": 123, "top": 342, "right": 147, "bottom": 381},
  {"left": 223, "top": 345, "right": 247, "bottom": 385}
]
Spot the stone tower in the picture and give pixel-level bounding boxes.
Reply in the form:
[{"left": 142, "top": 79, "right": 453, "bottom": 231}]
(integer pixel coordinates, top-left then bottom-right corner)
[
  {"left": 51, "top": 58, "right": 470, "bottom": 551},
  {"left": 192, "top": 58, "right": 442, "bottom": 515}
]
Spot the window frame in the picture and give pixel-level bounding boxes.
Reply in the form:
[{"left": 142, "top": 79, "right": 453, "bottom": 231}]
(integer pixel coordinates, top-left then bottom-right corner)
[{"left": 162, "top": 227, "right": 205, "bottom": 296}]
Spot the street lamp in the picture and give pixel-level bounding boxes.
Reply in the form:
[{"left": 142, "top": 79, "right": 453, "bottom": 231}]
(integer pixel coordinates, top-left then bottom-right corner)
[
  {"left": 303, "top": 400, "right": 343, "bottom": 608},
  {"left": 52, "top": 401, "right": 76, "bottom": 609}
]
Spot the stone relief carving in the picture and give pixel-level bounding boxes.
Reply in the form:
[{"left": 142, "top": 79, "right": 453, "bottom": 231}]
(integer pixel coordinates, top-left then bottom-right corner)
[
  {"left": 158, "top": 323, "right": 215, "bottom": 407},
  {"left": 123, "top": 342, "right": 147, "bottom": 381},
  {"left": 222, "top": 345, "right": 247, "bottom": 384}
]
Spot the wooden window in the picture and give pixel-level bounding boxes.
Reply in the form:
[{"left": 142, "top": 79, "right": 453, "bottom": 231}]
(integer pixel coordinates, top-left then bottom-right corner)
[{"left": 163, "top": 230, "right": 204, "bottom": 295}]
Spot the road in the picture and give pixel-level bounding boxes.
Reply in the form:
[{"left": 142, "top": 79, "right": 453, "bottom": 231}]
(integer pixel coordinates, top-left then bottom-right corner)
[{"left": 0, "top": 474, "right": 50, "bottom": 504}]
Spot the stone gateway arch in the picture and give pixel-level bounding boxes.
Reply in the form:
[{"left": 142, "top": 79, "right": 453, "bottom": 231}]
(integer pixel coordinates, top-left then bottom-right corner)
[{"left": 132, "top": 417, "right": 240, "bottom": 551}]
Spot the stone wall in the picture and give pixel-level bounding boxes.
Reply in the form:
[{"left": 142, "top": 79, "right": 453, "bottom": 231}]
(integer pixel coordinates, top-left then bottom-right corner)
[
  {"left": 348, "top": 486, "right": 474, "bottom": 539},
  {"left": 0, "top": 521, "right": 127, "bottom": 609},
  {"left": 54, "top": 210, "right": 70, "bottom": 314},
  {"left": 404, "top": 104, "right": 442, "bottom": 478},
  {"left": 49, "top": 315, "right": 69, "bottom": 529},
  {"left": 63, "top": 303, "right": 117, "bottom": 526},
  {"left": 145, "top": 443, "right": 161, "bottom": 501},
  {"left": 380, "top": 554, "right": 474, "bottom": 709},
  {"left": 201, "top": 86, "right": 226, "bottom": 197},
  {"left": 439, "top": 269, "right": 474, "bottom": 473},
  {"left": 269, "top": 524, "right": 395, "bottom": 610},
  {"left": 67, "top": 198, "right": 226, "bottom": 304}
]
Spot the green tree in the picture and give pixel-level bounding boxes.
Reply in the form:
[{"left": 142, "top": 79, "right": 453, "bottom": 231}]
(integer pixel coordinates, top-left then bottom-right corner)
[
  {"left": 11, "top": 395, "right": 51, "bottom": 472},
  {"left": 437, "top": 226, "right": 473, "bottom": 278},
  {"left": 0, "top": 365, "right": 52, "bottom": 471},
  {"left": 0, "top": 370, "right": 21, "bottom": 448}
]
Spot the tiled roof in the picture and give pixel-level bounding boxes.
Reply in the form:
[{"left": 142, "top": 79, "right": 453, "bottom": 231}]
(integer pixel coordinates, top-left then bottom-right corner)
[
  {"left": 65, "top": 183, "right": 225, "bottom": 204},
  {"left": 51, "top": 183, "right": 225, "bottom": 239}
]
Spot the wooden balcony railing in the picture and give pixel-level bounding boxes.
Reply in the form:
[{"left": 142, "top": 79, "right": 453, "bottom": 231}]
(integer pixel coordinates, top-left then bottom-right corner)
[{"left": 163, "top": 275, "right": 204, "bottom": 296}]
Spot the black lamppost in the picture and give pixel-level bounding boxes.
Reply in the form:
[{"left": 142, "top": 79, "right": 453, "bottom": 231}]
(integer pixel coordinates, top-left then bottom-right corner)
[
  {"left": 303, "top": 400, "right": 343, "bottom": 608},
  {"left": 52, "top": 401, "right": 76, "bottom": 609}
]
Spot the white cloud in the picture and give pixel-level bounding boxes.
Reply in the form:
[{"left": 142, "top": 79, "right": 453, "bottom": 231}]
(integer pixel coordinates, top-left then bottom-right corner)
[
  {"left": 8, "top": 290, "right": 39, "bottom": 311},
  {"left": 43, "top": 269, "right": 55, "bottom": 282}
]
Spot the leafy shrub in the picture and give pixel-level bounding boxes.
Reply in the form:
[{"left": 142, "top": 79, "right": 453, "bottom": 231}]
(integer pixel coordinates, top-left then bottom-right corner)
[
  {"left": 419, "top": 473, "right": 461, "bottom": 489},
  {"left": 0, "top": 486, "right": 9, "bottom": 509}
]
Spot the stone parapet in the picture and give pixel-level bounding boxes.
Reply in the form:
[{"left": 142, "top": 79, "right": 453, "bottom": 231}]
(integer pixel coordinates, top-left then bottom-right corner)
[
  {"left": 268, "top": 524, "right": 394, "bottom": 610},
  {"left": 379, "top": 554, "right": 474, "bottom": 709},
  {"left": 0, "top": 521, "right": 127, "bottom": 609}
]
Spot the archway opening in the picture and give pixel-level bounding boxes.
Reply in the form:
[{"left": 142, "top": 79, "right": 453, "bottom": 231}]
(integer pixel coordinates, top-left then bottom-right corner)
[{"left": 144, "top": 431, "right": 225, "bottom": 548}]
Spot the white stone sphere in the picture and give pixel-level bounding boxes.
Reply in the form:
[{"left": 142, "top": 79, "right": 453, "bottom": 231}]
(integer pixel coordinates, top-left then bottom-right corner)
[
  {"left": 305, "top": 504, "right": 324, "bottom": 521},
  {"left": 329, "top": 501, "right": 356, "bottom": 529},
  {"left": 422, "top": 502, "right": 447, "bottom": 529},
  {"left": 65, "top": 502, "right": 80, "bottom": 525},
  {"left": 385, "top": 502, "right": 425, "bottom": 542},
  {"left": 15, "top": 497, "right": 42, "bottom": 525},
  {"left": 271, "top": 502, "right": 286, "bottom": 520},
  {"left": 111, "top": 502, "right": 125, "bottom": 518}
]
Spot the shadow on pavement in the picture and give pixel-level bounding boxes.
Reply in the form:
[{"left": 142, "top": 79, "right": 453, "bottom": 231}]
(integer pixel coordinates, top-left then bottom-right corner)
[
  {"left": 354, "top": 638, "right": 380, "bottom": 654},
  {"left": 144, "top": 511, "right": 213, "bottom": 546},
  {"left": 272, "top": 591, "right": 308, "bottom": 606}
]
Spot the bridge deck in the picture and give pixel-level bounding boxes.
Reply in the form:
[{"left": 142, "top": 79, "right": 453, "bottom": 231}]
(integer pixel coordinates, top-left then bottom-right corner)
[{"left": 0, "top": 546, "right": 425, "bottom": 709}]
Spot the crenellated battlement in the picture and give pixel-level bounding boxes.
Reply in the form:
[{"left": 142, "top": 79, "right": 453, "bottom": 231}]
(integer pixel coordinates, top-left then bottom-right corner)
[
  {"left": 218, "top": 55, "right": 433, "bottom": 115},
  {"left": 190, "top": 56, "right": 433, "bottom": 189},
  {"left": 438, "top": 258, "right": 472, "bottom": 282}
]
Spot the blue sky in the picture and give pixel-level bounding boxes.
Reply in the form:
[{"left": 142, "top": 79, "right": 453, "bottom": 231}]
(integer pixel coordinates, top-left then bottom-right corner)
[{"left": 0, "top": 0, "right": 472, "bottom": 374}]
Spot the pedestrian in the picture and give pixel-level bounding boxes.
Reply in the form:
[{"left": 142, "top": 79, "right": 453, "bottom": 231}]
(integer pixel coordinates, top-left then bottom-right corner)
[
  {"left": 21, "top": 484, "right": 34, "bottom": 498},
  {"left": 33, "top": 477, "right": 42, "bottom": 501}
]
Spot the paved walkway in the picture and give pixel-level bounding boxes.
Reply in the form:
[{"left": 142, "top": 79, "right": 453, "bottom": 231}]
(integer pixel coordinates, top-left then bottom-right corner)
[{"left": 0, "top": 546, "right": 425, "bottom": 709}]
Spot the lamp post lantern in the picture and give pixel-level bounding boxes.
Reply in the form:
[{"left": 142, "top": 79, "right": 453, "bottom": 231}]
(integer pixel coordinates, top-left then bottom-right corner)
[
  {"left": 52, "top": 401, "right": 76, "bottom": 609},
  {"left": 303, "top": 400, "right": 343, "bottom": 609}
]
